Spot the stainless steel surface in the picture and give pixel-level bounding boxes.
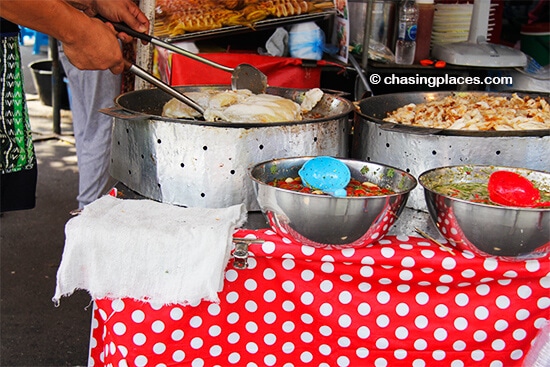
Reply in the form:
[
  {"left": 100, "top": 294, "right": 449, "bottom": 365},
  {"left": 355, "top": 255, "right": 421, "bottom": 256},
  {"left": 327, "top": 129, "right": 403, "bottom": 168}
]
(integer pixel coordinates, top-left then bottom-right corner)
[
  {"left": 127, "top": 63, "right": 205, "bottom": 114},
  {"left": 109, "top": 19, "right": 268, "bottom": 94},
  {"left": 159, "top": 11, "right": 336, "bottom": 42},
  {"left": 352, "top": 91, "right": 550, "bottom": 211},
  {"left": 348, "top": 54, "right": 372, "bottom": 98},
  {"left": 247, "top": 208, "right": 442, "bottom": 239},
  {"left": 387, "top": 207, "right": 442, "bottom": 239},
  {"left": 349, "top": 0, "right": 397, "bottom": 53},
  {"left": 232, "top": 238, "right": 264, "bottom": 269},
  {"left": 231, "top": 64, "right": 268, "bottom": 95},
  {"left": 150, "top": 38, "right": 233, "bottom": 73},
  {"left": 102, "top": 86, "right": 354, "bottom": 210},
  {"left": 249, "top": 157, "right": 417, "bottom": 248},
  {"left": 113, "top": 181, "right": 443, "bottom": 240},
  {"left": 419, "top": 165, "right": 550, "bottom": 260}
]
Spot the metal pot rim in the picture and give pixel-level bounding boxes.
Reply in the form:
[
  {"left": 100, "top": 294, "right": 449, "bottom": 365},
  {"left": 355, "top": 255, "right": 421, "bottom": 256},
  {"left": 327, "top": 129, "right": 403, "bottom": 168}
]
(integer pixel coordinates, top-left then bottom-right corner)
[
  {"left": 418, "top": 164, "right": 550, "bottom": 212},
  {"left": 249, "top": 156, "right": 418, "bottom": 198},
  {"left": 113, "top": 85, "right": 354, "bottom": 128},
  {"left": 355, "top": 91, "right": 550, "bottom": 137}
]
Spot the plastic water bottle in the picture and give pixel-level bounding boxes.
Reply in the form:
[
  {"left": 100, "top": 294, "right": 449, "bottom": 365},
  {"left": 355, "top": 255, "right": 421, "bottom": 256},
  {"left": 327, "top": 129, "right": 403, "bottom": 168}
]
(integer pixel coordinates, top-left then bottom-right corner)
[{"left": 395, "top": 0, "right": 419, "bottom": 65}]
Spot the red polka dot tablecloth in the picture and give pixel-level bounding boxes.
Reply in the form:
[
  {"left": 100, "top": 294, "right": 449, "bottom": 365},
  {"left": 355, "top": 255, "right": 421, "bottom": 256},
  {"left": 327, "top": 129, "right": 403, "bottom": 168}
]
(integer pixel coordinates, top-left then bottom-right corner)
[{"left": 89, "top": 229, "right": 550, "bottom": 367}]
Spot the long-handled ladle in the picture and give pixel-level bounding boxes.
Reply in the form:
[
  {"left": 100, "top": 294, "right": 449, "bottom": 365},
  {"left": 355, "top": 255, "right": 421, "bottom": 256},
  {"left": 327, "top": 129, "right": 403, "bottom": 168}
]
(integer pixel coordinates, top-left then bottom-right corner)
[
  {"left": 101, "top": 16, "right": 267, "bottom": 94},
  {"left": 125, "top": 61, "right": 205, "bottom": 117}
]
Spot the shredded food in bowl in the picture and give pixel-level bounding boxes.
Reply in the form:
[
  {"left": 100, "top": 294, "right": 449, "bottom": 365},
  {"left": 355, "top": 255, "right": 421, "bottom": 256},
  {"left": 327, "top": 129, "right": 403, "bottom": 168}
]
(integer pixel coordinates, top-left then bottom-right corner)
[{"left": 383, "top": 93, "right": 550, "bottom": 131}]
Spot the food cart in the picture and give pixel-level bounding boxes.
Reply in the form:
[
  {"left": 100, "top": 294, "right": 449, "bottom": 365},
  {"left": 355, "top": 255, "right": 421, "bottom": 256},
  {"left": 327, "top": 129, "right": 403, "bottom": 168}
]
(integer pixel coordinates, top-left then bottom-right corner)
[{"left": 53, "top": 1, "right": 550, "bottom": 366}]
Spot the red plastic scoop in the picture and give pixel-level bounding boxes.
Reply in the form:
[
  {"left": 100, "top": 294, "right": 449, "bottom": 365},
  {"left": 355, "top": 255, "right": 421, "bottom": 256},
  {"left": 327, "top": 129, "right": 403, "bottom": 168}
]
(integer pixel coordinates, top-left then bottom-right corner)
[{"left": 488, "top": 171, "right": 550, "bottom": 208}]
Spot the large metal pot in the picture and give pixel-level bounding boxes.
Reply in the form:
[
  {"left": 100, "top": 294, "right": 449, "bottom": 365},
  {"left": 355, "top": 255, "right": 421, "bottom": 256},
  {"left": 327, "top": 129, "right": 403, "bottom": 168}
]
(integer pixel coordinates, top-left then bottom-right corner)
[
  {"left": 102, "top": 85, "right": 353, "bottom": 210},
  {"left": 352, "top": 91, "right": 550, "bottom": 211}
]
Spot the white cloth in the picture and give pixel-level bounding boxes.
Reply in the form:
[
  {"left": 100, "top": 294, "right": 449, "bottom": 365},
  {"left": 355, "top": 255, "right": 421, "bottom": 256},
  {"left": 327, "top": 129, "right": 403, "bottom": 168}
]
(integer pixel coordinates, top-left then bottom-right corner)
[
  {"left": 265, "top": 27, "right": 289, "bottom": 57},
  {"left": 53, "top": 196, "right": 247, "bottom": 306}
]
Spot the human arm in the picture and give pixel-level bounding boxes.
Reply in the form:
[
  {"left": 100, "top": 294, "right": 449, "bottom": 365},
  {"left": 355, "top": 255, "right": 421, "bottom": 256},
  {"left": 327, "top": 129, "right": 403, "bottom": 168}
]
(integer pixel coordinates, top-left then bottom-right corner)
[
  {"left": 0, "top": 0, "right": 149, "bottom": 74},
  {"left": 66, "top": 0, "right": 149, "bottom": 43}
]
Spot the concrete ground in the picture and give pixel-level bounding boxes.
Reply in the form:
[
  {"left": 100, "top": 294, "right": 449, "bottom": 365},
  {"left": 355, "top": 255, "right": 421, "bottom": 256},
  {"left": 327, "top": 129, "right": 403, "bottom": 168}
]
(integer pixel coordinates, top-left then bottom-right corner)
[{"left": 1, "top": 42, "right": 92, "bottom": 366}]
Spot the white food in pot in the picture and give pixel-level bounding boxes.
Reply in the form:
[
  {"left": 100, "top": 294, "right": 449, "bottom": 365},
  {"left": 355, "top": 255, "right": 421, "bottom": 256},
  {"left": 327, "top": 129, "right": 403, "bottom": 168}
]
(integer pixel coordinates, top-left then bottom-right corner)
[
  {"left": 161, "top": 88, "right": 324, "bottom": 122},
  {"left": 300, "top": 87, "right": 324, "bottom": 113},
  {"left": 384, "top": 93, "right": 550, "bottom": 131},
  {"left": 162, "top": 91, "right": 211, "bottom": 119},
  {"left": 205, "top": 94, "right": 302, "bottom": 122},
  {"left": 207, "top": 89, "right": 253, "bottom": 109}
]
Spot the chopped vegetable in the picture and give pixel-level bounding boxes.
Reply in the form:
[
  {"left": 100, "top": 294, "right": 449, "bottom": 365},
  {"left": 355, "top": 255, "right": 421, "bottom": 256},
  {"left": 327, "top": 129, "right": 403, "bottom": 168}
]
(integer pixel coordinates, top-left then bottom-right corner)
[
  {"left": 433, "top": 181, "right": 550, "bottom": 208},
  {"left": 268, "top": 177, "right": 395, "bottom": 197}
]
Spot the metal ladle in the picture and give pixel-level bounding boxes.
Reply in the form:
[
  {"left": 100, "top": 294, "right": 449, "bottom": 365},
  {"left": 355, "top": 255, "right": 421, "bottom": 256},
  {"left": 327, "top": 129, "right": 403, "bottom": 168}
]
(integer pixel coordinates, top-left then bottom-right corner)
[
  {"left": 105, "top": 18, "right": 268, "bottom": 94},
  {"left": 125, "top": 61, "right": 205, "bottom": 117}
]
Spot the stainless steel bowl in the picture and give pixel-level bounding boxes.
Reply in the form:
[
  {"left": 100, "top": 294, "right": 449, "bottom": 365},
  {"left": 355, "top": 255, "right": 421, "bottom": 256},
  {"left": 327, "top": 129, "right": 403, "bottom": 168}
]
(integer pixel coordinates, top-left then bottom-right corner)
[
  {"left": 249, "top": 157, "right": 417, "bottom": 248},
  {"left": 352, "top": 91, "right": 550, "bottom": 212},
  {"left": 419, "top": 165, "right": 550, "bottom": 260}
]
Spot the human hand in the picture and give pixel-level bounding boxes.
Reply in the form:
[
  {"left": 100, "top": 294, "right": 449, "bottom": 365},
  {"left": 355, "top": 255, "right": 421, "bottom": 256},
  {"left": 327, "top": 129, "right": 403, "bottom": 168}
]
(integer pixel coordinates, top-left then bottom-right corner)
[
  {"left": 61, "top": 15, "right": 127, "bottom": 74},
  {"left": 87, "top": 0, "right": 150, "bottom": 43},
  {"left": 63, "top": 0, "right": 150, "bottom": 73},
  {"left": 0, "top": 0, "right": 148, "bottom": 74}
]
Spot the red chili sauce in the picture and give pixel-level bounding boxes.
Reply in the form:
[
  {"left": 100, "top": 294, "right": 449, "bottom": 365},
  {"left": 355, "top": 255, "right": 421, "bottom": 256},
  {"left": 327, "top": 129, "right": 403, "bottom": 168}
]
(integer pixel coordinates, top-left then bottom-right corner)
[{"left": 267, "top": 177, "right": 395, "bottom": 197}]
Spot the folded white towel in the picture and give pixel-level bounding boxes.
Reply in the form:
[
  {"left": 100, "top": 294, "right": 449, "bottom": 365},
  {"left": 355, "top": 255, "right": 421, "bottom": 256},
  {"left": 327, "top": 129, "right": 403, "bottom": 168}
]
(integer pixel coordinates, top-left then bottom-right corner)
[{"left": 53, "top": 196, "right": 247, "bottom": 306}]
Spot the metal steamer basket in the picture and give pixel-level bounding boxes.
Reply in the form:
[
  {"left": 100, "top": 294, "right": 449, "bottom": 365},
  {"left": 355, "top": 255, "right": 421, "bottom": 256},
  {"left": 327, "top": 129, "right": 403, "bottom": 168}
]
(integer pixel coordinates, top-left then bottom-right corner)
[
  {"left": 352, "top": 91, "right": 550, "bottom": 212},
  {"left": 102, "top": 86, "right": 354, "bottom": 210}
]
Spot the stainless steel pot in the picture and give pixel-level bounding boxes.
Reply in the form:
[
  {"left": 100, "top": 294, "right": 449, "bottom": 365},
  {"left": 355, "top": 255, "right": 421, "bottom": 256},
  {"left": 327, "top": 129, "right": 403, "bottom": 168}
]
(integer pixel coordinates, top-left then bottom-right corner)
[
  {"left": 352, "top": 91, "right": 550, "bottom": 211},
  {"left": 102, "top": 85, "right": 354, "bottom": 210}
]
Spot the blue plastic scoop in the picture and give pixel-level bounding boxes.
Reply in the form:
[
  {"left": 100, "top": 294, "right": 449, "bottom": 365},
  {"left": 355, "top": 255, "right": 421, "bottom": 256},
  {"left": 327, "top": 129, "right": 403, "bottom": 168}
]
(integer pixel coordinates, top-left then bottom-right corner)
[{"left": 298, "top": 156, "right": 351, "bottom": 197}]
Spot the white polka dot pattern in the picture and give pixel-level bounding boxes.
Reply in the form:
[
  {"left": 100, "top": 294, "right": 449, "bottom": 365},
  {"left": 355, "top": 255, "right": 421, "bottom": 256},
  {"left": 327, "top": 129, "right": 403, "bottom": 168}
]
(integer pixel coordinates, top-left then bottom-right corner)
[{"left": 89, "top": 229, "right": 550, "bottom": 367}]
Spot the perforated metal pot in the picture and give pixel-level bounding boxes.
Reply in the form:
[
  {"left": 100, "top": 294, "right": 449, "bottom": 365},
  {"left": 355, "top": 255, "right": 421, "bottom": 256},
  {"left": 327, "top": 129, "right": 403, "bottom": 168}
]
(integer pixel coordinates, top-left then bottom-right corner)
[
  {"left": 102, "top": 85, "right": 353, "bottom": 210},
  {"left": 352, "top": 91, "right": 550, "bottom": 211}
]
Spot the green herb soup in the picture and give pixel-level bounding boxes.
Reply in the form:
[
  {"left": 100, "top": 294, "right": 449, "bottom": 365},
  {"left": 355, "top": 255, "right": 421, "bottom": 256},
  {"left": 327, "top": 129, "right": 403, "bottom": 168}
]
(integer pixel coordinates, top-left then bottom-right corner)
[
  {"left": 433, "top": 183, "right": 492, "bottom": 204},
  {"left": 433, "top": 182, "right": 550, "bottom": 207}
]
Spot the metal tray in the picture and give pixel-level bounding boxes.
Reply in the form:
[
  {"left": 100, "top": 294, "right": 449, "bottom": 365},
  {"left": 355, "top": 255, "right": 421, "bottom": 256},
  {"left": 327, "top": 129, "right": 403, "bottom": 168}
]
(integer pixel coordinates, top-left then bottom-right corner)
[{"left": 155, "top": 10, "right": 335, "bottom": 42}]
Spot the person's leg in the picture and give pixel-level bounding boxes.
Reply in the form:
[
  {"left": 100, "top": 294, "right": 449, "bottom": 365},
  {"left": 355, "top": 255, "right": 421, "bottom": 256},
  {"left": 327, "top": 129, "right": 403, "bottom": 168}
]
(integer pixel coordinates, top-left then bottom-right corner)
[
  {"left": 1, "top": 36, "right": 37, "bottom": 212},
  {"left": 0, "top": 166, "right": 38, "bottom": 212},
  {"left": 60, "top": 53, "right": 121, "bottom": 208}
]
